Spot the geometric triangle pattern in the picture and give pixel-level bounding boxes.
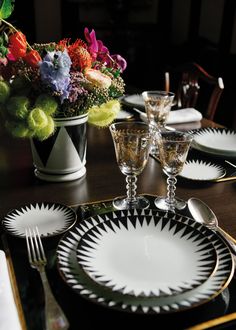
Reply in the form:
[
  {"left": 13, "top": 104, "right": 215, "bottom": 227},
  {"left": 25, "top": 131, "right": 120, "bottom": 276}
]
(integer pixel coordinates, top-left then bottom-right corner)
[
  {"left": 57, "top": 208, "right": 234, "bottom": 314},
  {"left": 30, "top": 117, "right": 87, "bottom": 177}
]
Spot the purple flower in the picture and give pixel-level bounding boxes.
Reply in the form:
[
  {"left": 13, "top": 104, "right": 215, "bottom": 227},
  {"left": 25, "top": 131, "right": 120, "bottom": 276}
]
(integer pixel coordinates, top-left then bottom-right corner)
[
  {"left": 40, "top": 50, "right": 72, "bottom": 103},
  {"left": 84, "top": 27, "right": 109, "bottom": 62}
]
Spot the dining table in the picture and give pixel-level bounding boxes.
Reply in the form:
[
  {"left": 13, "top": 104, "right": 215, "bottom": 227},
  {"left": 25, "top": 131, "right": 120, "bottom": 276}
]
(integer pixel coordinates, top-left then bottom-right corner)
[{"left": 0, "top": 113, "right": 236, "bottom": 330}]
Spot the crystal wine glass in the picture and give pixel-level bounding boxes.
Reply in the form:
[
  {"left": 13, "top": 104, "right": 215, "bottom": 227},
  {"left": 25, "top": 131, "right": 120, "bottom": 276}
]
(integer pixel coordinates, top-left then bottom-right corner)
[
  {"left": 109, "top": 122, "right": 152, "bottom": 210},
  {"left": 142, "top": 90, "right": 175, "bottom": 155},
  {"left": 154, "top": 130, "right": 193, "bottom": 212}
]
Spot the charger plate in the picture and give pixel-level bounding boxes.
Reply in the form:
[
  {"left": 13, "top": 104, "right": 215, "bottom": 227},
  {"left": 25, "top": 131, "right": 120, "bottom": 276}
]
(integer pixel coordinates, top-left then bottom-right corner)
[
  {"left": 180, "top": 160, "right": 226, "bottom": 181},
  {"left": 192, "top": 128, "right": 236, "bottom": 157},
  {"left": 76, "top": 216, "right": 217, "bottom": 298},
  {"left": 2, "top": 202, "right": 77, "bottom": 238},
  {"left": 57, "top": 209, "right": 234, "bottom": 314}
]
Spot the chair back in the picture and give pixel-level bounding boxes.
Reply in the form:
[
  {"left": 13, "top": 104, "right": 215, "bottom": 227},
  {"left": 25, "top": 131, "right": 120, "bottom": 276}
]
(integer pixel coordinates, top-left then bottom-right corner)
[{"left": 165, "top": 62, "right": 224, "bottom": 121}]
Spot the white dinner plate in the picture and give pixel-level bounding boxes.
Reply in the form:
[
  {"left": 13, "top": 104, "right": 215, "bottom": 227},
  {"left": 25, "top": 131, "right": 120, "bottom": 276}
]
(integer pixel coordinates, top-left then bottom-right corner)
[
  {"left": 192, "top": 128, "right": 236, "bottom": 157},
  {"left": 77, "top": 216, "right": 217, "bottom": 298},
  {"left": 180, "top": 160, "right": 226, "bottom": 181},
  {"left": 2, "top": 202, "right": 77, "bottom": 238},
  {"left": 57, "top": 209, "right": 234, "bottom": 314},
  {"left": 120, "top": 94, "right": 145, "bottom": 108}
]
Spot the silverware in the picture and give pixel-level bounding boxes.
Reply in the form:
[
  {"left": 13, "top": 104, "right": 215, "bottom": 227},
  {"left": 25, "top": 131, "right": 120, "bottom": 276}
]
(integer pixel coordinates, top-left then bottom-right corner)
[
  {"left": 187, "top": 198, "right": 236, "bottom": 256},
  {"left": 214, "top": 175, "right": 236, "bottom": 182},
  {"left": 25, "top": 227, "right": 69, "bottom": 330},
  {"left": 225, "top": 160, "right": 236, "bottom": 168}
]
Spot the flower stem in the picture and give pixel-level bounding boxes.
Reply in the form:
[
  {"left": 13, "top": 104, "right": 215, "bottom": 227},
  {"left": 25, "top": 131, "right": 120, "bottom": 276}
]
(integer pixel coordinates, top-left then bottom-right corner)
[{"left": 0, "top": 18, "right": 33, "bottom": 50}]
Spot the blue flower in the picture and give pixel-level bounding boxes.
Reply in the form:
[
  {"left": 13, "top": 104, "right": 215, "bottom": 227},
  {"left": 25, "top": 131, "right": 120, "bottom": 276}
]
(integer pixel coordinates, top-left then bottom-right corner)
[{"left": 40, "top": 50, "right": 72, "bottom": 102}]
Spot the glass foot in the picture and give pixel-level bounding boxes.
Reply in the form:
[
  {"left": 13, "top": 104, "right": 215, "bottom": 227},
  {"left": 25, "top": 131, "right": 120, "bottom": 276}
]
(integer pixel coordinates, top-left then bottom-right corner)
[
  {"left": 154, "top": 196, "right": 186, "bottom": 211},
  {"left": 113, "top": 196, "right": 150, "bottom": 210}
]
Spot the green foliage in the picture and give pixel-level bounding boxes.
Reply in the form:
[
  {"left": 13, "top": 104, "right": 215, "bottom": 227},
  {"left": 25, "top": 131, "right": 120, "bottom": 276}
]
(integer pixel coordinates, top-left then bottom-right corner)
[
  {"left": 35, "top": 94, "right": 58, "bottom": 115},
  {"left": 0, "top": 80, "right": 10, "bottom": 103},
  {"left": 6, "top": 96, "right": 29, "bottom": 119},
  {"left": 0, "top": 0, "right": 14, "bottom": 19}
]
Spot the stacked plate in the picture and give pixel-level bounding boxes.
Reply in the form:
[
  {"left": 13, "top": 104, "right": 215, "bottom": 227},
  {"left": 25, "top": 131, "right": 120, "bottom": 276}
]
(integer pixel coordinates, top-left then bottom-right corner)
[
  {"left": 192, "top": 128, "right": 236, "bottom": 158},
  {"left": 57, "top": 209, "right": 234, "bottom": 314}
]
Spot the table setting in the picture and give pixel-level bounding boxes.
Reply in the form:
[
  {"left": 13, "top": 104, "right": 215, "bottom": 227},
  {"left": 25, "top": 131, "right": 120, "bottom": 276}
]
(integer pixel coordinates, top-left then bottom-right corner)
[{"left": 1, "top": 91, "right": 236, "bottom": 329}]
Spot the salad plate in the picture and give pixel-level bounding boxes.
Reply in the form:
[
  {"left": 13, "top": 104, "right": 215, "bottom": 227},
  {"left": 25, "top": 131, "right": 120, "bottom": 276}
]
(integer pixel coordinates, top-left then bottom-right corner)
[
  {"left": 76, "top": 216, "right": 217, "bottom": 298},
  {"left": 180, "top": 160, "right": 226, "bottom": 181},
  {"left": 192, "top": 128, "right": 236, "bottom": 157},
  {"left": 120, "top": 94, "right": 144, "bottom": 109},
  {"left": 2, "top": 202, "right": 76, "bottom": 238},
  {"left": 57, "top": 209, "right": 234, "bottom": 314}
]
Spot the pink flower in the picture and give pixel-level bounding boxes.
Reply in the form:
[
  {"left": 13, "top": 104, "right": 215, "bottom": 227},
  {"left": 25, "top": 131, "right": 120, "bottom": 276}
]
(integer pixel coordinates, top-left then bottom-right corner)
[{"left": 84, "top": 27, "right": 108, "bottom": 62}]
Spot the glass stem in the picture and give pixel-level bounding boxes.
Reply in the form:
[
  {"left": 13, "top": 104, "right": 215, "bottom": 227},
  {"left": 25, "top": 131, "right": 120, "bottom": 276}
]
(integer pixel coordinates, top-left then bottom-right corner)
[
  {"left": 166, "top": 175, "right": 177, "bottom": 211},
  {"left": 126, "top": 175, "right": 137, "bottom": 204}
]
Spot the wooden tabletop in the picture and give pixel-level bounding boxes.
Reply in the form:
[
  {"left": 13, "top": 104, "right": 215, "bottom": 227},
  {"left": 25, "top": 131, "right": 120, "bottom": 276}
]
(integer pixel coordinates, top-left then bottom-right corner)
[
  {"left": 1, "top": 117, "right": 236, "bottom": 330},
  {"left": 0, "top": 118, "right": 235, "bottom": 238}
]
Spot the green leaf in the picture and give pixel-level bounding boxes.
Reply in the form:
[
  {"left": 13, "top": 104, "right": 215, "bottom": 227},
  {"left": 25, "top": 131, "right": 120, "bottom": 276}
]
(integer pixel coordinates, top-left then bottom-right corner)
[{"left": 0, "top": 0, "right": 15, "bottom": 19}]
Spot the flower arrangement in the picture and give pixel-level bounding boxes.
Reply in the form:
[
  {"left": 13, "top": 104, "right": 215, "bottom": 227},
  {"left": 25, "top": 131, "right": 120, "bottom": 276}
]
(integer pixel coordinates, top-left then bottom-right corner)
[{"left": 0, "top": 1, "right": 126, "bottom": 141}]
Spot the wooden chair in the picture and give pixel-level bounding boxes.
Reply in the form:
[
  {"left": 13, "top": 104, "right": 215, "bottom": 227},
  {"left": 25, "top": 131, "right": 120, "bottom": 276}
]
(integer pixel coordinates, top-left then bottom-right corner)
[{"left": 164, "top": 62, "right": 224, "bottom": 121}]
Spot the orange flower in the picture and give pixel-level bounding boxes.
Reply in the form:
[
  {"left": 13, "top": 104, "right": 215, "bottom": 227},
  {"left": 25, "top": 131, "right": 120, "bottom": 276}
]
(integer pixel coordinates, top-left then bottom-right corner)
[
  {"left": 7, "top": 32, "right": 27, "bottom": 61},
  {"left": 67, "top": 39, "right": 92, "bottom": 70},
  {"left": 24, "top": 50, "right": 42, "bottom": 68}
]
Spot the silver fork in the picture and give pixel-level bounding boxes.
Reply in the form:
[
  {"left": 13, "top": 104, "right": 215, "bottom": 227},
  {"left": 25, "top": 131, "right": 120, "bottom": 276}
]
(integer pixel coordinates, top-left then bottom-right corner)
[{"left": 25, "top": 227, "right": 69, "bottom": 330}]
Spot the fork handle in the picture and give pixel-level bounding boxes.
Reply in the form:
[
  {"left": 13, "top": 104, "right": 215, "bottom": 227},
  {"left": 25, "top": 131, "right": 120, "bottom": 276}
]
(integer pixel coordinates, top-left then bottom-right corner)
[{"left": 39, "top": 269, "right": 70, "bottom": 330}]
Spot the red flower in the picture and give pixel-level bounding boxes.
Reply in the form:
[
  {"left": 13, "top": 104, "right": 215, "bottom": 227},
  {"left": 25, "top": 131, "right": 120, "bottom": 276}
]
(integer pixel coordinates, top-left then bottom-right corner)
[
  {"left": 24, "top": 50, "right": 42, "bottom": 67},
  {"left": 7, "top": 32, "right": 27, "bottom": 61}
]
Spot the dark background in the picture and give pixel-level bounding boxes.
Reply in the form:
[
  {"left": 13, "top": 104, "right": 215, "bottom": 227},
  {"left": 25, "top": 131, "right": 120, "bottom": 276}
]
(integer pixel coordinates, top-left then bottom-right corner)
[{"left": 10, "top": 0, "right": 236, "bottom": 128}]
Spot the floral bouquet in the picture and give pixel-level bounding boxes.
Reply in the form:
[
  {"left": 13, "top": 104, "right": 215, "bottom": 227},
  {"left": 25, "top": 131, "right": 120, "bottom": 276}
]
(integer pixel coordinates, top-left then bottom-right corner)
[{"left": 0, "top": 0, "right": 126, "bottom": 141}]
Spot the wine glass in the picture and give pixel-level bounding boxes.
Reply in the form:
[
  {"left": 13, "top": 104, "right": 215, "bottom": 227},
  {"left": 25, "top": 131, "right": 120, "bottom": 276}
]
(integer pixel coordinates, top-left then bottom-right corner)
[
  {"left": 109, "top": 122, "right": 152, "bottom": 210},
  {"left": 154, "top": 130, "right": 193, "bottom": 212},
  {"left": 142, "top": 91, "right": 175, "bottom": 155}
]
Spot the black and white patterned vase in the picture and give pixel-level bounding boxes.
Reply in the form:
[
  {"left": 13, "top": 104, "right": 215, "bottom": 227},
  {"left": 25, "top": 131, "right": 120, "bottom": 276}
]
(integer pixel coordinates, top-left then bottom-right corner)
[{"left": 30, "top": 113, "right": 88, "bottom": 182}]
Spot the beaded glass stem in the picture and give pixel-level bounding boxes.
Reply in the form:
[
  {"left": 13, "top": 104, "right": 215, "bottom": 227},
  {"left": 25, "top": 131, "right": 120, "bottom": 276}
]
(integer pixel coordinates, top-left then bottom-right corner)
[
  {"left": 154, "top": 130, "right": 193, "bottom": 212},
  {"left": 109, "top": 122, "right": 152, "bottom": 210}
]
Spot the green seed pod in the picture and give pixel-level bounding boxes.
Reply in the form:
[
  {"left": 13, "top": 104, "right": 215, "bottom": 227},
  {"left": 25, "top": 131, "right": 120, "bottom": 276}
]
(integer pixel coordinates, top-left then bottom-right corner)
[
  {"left": 35, "top": 94, "right": 58, "bottom": 115},
  {"left": 0, "top": 81, "right": 10, "bottom": 104},
  {"left": 6, "top": 96, "right": 30, "bottom": 119},
  {"left": 28, "top": 108, "right": 48, "bottom": 130},
  {"left": 34, "top": 116, "right": 55, "bottom": 141}
]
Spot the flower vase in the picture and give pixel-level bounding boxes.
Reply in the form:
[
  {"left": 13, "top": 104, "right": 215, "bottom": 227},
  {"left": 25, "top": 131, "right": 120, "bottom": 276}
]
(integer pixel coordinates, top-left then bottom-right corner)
[{"left": 30, "top": 113, "right": 88, "bottom": 182}]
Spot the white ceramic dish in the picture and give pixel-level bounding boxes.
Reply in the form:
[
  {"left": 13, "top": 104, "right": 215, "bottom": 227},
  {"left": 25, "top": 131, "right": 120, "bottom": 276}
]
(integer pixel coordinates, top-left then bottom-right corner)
[
  {"left": 121, "top": 94, "right": 145, "bottom": 108},
  {"left": 2, "top": 202, "right": 76, "bottom": 238},
  {"left": 192, "top": 128, "right": 236, "bottom": 157},
  {"left": 57, "top": 209, "right": 234, "bottom": 314},
  {"left": 180, "top": 160, "right": 226, "bottom": 181},
  {"left": 77, "top": 216, "right": 217, "bottom": 298}
]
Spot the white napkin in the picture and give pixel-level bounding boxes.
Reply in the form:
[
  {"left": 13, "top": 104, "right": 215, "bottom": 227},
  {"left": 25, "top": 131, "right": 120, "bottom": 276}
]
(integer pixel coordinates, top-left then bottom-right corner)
[
  {"left": 139, "top": 108, "right": 202, "bottom": 124},
  {"left": 0, "top": 250, "right": 22, "bottom": 330}
]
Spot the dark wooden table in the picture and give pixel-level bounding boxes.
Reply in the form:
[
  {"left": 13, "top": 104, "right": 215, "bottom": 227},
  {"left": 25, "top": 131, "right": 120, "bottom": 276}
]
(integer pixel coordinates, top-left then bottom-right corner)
[{"left": 0, "top": 118, "right": 236, "bottom": 329}]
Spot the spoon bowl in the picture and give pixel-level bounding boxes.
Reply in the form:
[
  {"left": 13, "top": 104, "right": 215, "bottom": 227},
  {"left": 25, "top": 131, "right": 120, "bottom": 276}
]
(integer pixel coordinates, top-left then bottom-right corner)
[
  {"left": 188, "top": 197, "right": 236, "bottom": 256},
  {"left": 187, "top": 197, "right": 218, "bottom": 228}
]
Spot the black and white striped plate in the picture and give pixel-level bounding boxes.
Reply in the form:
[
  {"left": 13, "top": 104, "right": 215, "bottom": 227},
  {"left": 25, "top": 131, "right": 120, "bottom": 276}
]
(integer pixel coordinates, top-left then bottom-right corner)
[
  {"left": 57, "top": 209, "right": 234, "bottom": 314},
  {"left": 2, "top": 202, "right": 77, "bottom": 238},
  {"left": 76, "top": 216, "right": 218, "bottom": 298}
]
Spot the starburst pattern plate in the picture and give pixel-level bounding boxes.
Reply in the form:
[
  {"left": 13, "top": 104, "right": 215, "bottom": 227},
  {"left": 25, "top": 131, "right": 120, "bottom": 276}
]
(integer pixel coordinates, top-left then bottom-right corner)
[
  {"left": 180, "top": 160, "right": 226, "bottom": 181},
  {"left": 57, "top": 209, "right": 234, "bottom": 314},
  {"left": 192, "top": 128, "right": 236, "bottom": 157},
  {"left": 76, "top": 216, "right": 218, "bottom": 298},
  {"left": 2, "top": 202, "right": 76, "bottom": 238}
]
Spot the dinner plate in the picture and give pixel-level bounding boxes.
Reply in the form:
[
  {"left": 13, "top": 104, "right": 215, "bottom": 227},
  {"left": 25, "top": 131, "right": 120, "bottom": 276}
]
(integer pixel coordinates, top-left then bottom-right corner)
[
  {"left": 120, "top": 94, "right": 144, "bottom": 109},
  {"left": 192, "top": 128, "right": 236, "bottom": 157},
  {"left": 2, "top": 202, "right": 77, "bottom": 238},
  {"left": 57, "top": 209, "right": 234, "bottom": 314},
  {"left": 76, "top": 216, "right": 217, "bottom": 298},
  {"left": 180, "top": 160, "right": 226, "bottom": 181}
]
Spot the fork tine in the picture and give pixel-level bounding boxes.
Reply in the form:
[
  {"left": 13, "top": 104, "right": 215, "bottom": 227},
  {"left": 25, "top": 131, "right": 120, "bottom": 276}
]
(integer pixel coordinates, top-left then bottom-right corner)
[
  {"left": 36, "top": 226, "right": 46, "bottom": 261},
  {"left": 25, "top": 228, "right": 33, "bottom": 264}
]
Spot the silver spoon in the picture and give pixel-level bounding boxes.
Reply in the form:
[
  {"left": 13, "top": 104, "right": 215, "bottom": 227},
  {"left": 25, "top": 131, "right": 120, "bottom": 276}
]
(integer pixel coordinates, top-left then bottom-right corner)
[{"left": 188, "top": 197, "right": 236, "bottom": 256}]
